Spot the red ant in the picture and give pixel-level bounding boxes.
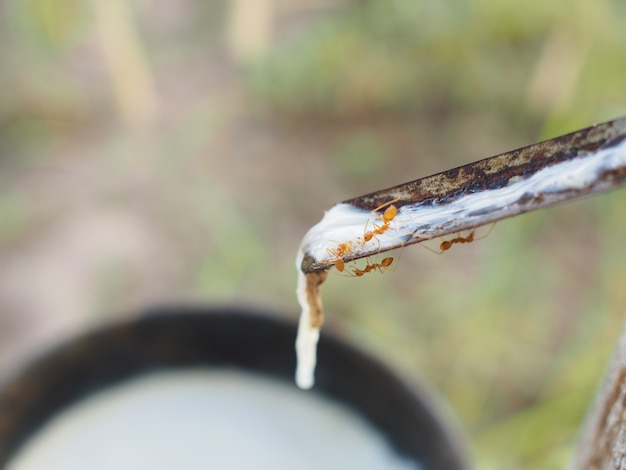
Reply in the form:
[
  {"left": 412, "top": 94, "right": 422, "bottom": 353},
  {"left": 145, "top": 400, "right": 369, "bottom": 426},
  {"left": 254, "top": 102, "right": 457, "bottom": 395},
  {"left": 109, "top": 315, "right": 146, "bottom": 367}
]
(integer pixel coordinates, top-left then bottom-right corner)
[
  {"left": 352, "top": 256, "right": 395, "bottom": 277},
  {"left": 421, "top": 223, "right": 495, "bottom": 254},
  {"left": 439, "top": 232, "right": 476, "bottom": 252},
  {"left": 359, "top": 197, "right": 401, "bottom": 247},
  {"left": 323, "top": 241, "right": 355, "bottom": 272}
]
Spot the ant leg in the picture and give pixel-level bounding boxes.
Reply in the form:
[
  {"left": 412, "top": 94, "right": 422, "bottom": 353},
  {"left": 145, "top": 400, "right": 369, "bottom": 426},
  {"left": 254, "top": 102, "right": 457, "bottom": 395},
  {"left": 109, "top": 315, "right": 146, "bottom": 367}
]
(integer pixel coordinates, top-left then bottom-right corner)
[{"left": 371, "top": 196, "right": 401, "bottom": 216}]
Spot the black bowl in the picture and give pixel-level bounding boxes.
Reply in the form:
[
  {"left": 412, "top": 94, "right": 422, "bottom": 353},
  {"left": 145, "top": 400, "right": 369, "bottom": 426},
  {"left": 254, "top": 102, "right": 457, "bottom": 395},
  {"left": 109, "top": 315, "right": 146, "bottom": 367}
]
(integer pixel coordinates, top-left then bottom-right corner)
[{"left": 0, "top": 306, "right": 469, "bottom": 469}]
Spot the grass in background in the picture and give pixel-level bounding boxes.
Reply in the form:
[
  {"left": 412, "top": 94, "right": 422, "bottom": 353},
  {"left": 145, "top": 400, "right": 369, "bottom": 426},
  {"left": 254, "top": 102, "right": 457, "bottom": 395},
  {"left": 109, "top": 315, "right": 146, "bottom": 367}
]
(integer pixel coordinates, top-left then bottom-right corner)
[{"left": 248, "top": 0, "right": 626, "bottom": 128}]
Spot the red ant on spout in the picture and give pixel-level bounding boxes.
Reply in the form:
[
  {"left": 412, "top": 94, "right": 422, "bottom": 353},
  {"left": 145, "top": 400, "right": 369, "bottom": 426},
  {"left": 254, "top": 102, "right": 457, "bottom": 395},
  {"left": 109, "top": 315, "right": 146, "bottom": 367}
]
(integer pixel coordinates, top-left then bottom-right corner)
[
  {"left": 422, "top": 223, "right": 495, "bottom": 254},
  {"left": 352, "top": 256, "right": 395, "bottom": 277},
  {"left": 323, "top": 241, "right": 355, "bottom": 272},
  {"left": 439, "top": 232, "right": 476, "bottom": 252},
  {"left": 359, "top": 197, "right": 401, "bottom": 247}
]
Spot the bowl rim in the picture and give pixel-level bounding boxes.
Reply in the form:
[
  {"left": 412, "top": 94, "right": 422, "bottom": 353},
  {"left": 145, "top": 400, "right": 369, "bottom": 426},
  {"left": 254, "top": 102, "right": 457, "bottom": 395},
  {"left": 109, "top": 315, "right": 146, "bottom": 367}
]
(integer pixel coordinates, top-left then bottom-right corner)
[{"left": 0, "top": 305, "right": 470, "bottom": 469}]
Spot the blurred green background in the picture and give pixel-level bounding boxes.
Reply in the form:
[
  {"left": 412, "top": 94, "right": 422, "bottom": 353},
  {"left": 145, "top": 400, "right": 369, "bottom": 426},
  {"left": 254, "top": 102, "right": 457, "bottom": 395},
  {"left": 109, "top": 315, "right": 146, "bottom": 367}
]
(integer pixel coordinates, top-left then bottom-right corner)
[{"left": 1, "top": 0, "right": 625, "bottom": 468}]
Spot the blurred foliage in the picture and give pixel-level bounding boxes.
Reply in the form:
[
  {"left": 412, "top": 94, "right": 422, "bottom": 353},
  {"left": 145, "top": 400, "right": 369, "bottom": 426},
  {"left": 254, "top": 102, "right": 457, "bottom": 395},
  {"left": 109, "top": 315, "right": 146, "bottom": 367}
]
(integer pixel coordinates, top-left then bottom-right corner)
[{"left": 249, "top": 0, "right": 626, "bottom": 130}]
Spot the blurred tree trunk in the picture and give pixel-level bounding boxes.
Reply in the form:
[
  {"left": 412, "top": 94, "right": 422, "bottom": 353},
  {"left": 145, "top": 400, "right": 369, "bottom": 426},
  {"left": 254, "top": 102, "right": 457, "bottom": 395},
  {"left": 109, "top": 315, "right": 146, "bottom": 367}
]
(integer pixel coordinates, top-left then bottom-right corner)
[
  {"left": 571, "top": 318, "right": 626, "bottom": 469},
  {"left": 92, "top": 0, "right": 159, "bottom": 126},
  {"left": 227, "top": 0, "right": 275, "bottom": 64}
]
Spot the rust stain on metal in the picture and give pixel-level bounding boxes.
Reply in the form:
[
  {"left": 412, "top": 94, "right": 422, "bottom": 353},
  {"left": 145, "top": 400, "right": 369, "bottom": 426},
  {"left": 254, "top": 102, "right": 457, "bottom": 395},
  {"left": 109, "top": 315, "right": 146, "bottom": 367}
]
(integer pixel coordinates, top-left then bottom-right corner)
[
  {"left": 346, "top": 118, "right": 626, "bottom": 211},
  {"left": 599, "top": 165, "right": 626, "bottom": 186}
]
